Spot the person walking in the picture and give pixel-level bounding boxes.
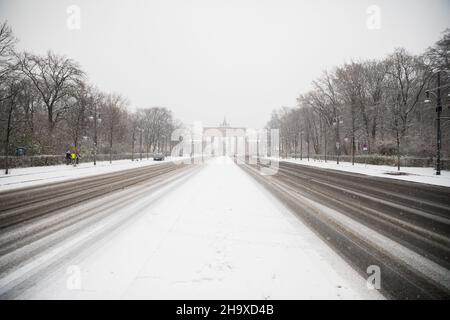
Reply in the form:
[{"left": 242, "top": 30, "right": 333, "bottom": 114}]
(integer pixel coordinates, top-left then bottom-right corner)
[
  {"left": 71, "top": 151, "right": 77, "bottom": 166},
  {"left": 65, "top": 151, "right": 71, "bottom": 165}
]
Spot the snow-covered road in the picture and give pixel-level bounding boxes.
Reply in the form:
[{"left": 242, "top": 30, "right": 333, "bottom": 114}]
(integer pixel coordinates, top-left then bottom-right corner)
[
  {"left": 6, "top": 156, "right": 382, "bottom": 299},
  {"left": 274, "top": 157, "right": 450, "bottom": 187}
]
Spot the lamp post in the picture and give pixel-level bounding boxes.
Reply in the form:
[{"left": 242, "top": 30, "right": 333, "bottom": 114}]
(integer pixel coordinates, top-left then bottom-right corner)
[
  {"left": 137, "top": 127, "right": 143, "bottom": 161},
  {"left": 294, "top": 133, "right": 297, "bottom": 160},
  {"left": 424, "top": 70, "right": 450, "bottom": 175},
  {"left": 300, "top": 131, "right": 303, "bottom": 161},
  {"left": 131, "top": 129, "right": 136, "bottom": 161},
  {"left": 351, "top": 135, "right": 355, "bottom": 166},
  {"left": 307, "top": 132, "right": 310, "bottom": 162},
  {"left": 333, "top": 115, "right": 343, "bottom": 165},
  {"left": 88, "top": 105, "right": 101, "bottom": 166},
  {"left": 324, "top": 123, "right": 327, "bottom": 163}
]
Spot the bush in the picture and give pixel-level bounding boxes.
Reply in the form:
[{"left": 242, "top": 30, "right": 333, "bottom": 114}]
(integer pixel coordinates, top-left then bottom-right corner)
[{"left": 285, "top": 153, "right": 450, "bottom": 170}]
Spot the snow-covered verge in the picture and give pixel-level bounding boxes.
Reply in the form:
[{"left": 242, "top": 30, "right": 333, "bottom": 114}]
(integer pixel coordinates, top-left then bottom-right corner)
[
  {"left": 272, "top": 158, "right": 450, "bottom": 188},
  {"left": 0, "top": 157, "right": 188, "bottom": 191},
  {"left": 10, "top": 156, "right": 383, "bottom": 299}
]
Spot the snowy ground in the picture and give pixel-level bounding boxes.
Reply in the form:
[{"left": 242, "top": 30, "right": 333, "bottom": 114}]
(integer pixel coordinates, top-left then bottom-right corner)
[
  {"left": 273, "top": 157, "right": 450, "bottom": 187},
  {"left": 6, "top": 156, "right": 383, "bottom": 300},
  {"left": 0, "top": 157, "right": 186, "bottom": 191}
]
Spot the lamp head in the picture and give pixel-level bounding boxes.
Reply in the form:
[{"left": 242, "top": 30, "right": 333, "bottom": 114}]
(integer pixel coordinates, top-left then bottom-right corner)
[{"left": 424, "top": 91, "right": 431, "bottom": 103}]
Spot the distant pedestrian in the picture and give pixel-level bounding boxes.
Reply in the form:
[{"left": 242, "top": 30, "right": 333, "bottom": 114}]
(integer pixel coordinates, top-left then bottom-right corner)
[
  {"left": 71, "top": 151, "right": 77, "bottom": 166},
  {"left": 65, "top": 151, "right": 71, "bottom": 165}
]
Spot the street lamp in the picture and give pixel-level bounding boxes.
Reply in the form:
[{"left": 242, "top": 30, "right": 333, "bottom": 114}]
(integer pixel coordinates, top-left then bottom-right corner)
[
  {"left": 300, "top": 131, "right": 304, "bottom": 161},
  {"left": 131, "top": 128, "right": 136, "bottom": 162},
  {"left": 332, "top": 116, "right": 343, "bottom": 165},
  {"left": 137, "top": 127, "right": 144, "bottom": 161},
  {"left": 88, "top": 111, "right": 101, "bottom": 166},
  {"left": 424, "top": 70, "right": 449, "bottom": 175}
]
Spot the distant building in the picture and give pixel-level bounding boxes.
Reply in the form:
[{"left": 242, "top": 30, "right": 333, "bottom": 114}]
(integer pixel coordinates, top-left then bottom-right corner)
[{"left": 203, "top": 118, "right": 246, "bottom": 156}]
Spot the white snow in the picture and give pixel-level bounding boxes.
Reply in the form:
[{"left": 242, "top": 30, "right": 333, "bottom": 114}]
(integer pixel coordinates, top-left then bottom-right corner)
[
  {"left": 9, "top": 156, "right": 383, "bottom": 300},
  {"left": 273, "top": 158, "right": 450, "bottom": 187},
  {"left": 0, "top": 157, "right": 186, "bottom": 191}
]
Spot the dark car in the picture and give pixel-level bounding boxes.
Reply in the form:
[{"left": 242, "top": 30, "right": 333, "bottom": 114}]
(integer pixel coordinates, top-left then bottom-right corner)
[{"left": 153, "top": 153, "right": 165, "bottom": 161}]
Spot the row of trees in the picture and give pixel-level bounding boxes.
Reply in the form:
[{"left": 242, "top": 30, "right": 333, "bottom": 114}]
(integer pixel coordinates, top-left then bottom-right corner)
[
  {"left": 267, "top": 30, "right": 450, "bottom": 168},
  {"left": 0, "top": 21, "right": 179, "bottom": 173}
]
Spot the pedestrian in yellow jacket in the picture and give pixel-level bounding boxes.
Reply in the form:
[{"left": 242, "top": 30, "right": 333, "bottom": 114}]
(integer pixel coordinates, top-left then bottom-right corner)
[{"left": 71, "top": 152, "right": 77, "bottom": 166}]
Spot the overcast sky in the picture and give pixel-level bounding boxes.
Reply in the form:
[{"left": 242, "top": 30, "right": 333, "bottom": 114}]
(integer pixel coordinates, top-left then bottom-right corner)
[{"left": 1, "top": 0, "right": 449, "bottom": 128}]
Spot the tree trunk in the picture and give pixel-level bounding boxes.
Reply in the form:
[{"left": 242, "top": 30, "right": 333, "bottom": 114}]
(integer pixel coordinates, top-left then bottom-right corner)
[
  {"left": 335, "top": 119, "right": 340, "bottom": 165},
  {"left": 352, "top": 136, "right": 355, "bottom": 166},
  {"left": 324, "top": 125, "right": 327, "bottom": 163},
  {"left": 109, "top": 127, "right": 113, "bottom": 164},
  {"left": 396, "top": 130, "right": 401, "bottom": 171},
  {"left": 294, "top": 135, "right": 298, "bottom": 159},
  {"left": 131, "top": 130, "right": 135, "bottom": 161},
  {"left": 4, "top": 101, "right": 14, "bottom": 175},
  {"left": 351, "top": 104, "right": 356, "bottom": 166}
]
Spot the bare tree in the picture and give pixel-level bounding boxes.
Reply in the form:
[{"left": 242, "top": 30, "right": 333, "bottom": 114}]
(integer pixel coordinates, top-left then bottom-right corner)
[
  {"left": 101, "top": 93, "right": 127, "bottom": 163},
  {"left": 425, "top": 29, "right": 450, "bottom": 72},
  {"left": 385, "top": 48, "right": 428, "bottom": 170},
  {"left": 64, "top": 83, "right": 92, "bottom": 149},
  {"left": 0, "top": 20, "right": 184, "bottom": 171},
  {"left": 0, "top": 21, "right": 17, "bottom": 81},
  {"left": 1, "top": 73, "right": 26, "bottom": 174},
  {"left": 311, "top": 71, "right": 343, "bottom": 162},
  {"left": 18, "top": 51, "right": 84, "bottom": 151},
  {"left": 138, "top": 107, "right": 174, "bottom": 157},
  {"left": 269, "top": 37, "right": 449, "bottom": 166}
]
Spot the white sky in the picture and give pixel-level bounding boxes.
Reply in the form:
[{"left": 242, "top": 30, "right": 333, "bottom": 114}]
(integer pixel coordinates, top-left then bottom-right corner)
[{"left": 1, "top": 0, "right": 449, "bottom": 128}]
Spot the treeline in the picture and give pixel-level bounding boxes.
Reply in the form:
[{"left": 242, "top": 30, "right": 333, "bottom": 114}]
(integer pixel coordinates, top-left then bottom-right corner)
[
  {"left": 0, "top": 21, "right": 180, "bottom": 173},
  {"left": 267, "top": 30, "right": 450, "bottom": 167}
]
